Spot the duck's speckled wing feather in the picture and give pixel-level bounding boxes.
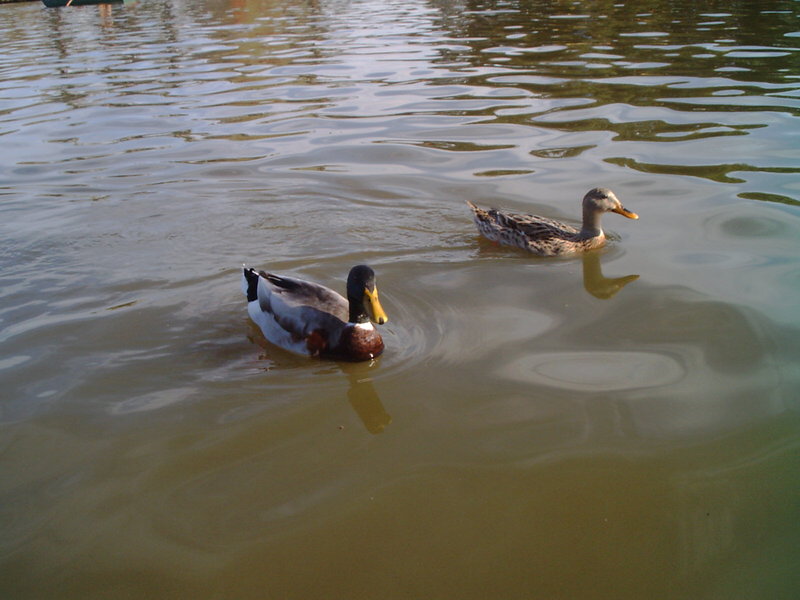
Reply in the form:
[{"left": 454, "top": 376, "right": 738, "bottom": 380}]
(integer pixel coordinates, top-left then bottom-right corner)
[
  {"left": 467, "top": 201, "right": 593, "bottom": 256},
  {"left": 489, "top": 208, "right": 580, "bottom": 240}
]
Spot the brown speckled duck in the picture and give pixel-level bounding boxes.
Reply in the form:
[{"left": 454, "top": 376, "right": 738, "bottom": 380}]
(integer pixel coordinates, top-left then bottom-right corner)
[
  {"left": 242, "top": 265, "right": 388, "bottom": 361},
  {"left": 467, "top": 187, "right": 638, "bottom": 256}
]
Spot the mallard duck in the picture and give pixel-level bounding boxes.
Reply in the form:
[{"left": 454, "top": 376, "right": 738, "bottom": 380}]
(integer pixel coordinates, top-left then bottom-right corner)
[
  {"left": 242, "top": 264, "right": 388, "bottom": 361},
  {"left": 467, "top": 187, "right": 638, "bottom": 256}
]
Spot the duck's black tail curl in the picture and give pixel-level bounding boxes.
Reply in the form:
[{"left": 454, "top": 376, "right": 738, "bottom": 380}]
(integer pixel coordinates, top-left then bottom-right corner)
[{"left": 242, "top": 267, "right": 260, "bottom": 302}]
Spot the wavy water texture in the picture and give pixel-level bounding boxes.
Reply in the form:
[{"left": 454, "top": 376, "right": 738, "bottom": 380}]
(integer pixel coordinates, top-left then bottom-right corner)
[{"left": 1, "top": 1, "right": 799, "bottom": 599}]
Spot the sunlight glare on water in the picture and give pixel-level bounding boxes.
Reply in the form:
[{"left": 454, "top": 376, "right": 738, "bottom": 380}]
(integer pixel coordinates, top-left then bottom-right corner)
[{"left": 1, "top": 0, "right": 799, "bottom": 598}]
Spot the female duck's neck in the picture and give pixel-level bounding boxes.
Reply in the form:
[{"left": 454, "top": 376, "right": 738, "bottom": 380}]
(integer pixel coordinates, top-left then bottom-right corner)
[{"left": 580, "top": 209, "right": 603, "bottom": 238}]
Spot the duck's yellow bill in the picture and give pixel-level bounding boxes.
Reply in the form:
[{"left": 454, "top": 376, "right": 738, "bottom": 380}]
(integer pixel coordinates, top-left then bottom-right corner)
[
  {"left": 612, "top": 206, "right": 639, "bottom": 220},
  {"left": 364, "top": 286, "right": 388, "bottom": 325}
]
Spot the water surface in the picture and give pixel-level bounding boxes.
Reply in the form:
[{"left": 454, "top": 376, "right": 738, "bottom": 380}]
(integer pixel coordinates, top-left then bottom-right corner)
[{"left": 1, "top": 0, "right": 799, "bottom": 598}]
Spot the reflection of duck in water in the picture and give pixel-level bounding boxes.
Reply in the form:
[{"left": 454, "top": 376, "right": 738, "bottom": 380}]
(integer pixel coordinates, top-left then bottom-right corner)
[
  {"left": 467, "top": 187, "right": 638, "bottom": 256},
  {"left": 342, "top": 364, "right": 392, "bottom": 434},
  {"left": 242, "top": 265, "right": 388, "bottom": 361},
  {"left": 582, "top": 251, "right": 639, "bottom": 299}
]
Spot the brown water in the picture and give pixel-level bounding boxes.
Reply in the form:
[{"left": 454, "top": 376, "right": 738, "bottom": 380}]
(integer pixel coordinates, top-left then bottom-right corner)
[{"left": 1, "top": 0, "right": 799, "bottom": 598}]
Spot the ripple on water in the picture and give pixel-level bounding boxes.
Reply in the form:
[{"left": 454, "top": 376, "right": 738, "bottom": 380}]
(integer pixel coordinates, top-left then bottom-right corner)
[
  {"left": 497, "top": 351, "right": 686, "bottom": 392},
  {"left": 701, "top": 202, "right": 798, "bottom": 240},
  {"left": 109, "top": 387, "right": 199, "bottom": 415}
]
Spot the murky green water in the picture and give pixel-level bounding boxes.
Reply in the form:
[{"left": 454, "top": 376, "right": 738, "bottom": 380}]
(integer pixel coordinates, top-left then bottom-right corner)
[{"left": 1, "top": 0, "right": 799, "bottom": 598}]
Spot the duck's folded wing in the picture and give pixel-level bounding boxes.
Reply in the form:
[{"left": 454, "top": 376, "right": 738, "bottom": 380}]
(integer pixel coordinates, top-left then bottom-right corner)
[
  {"left": 497, "top": 211, "right": 579, "bottom": 238},
  {"left": 259, "top": 273, "right": 349, "bottom": 335}
]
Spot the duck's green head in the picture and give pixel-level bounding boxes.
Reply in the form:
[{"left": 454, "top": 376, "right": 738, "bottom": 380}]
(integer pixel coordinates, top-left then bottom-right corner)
[{"left": 347, "top": 265, "right": 388, "bottom": 325}]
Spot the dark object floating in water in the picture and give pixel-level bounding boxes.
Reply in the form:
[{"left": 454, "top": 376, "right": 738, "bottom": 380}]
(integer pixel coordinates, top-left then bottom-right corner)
[{"left": 42, "top": 0, "right": 122, "bottom": 7}]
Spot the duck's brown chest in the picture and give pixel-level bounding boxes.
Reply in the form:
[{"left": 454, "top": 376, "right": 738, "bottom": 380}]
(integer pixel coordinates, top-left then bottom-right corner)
[{"left": 328, "top": 326, "right": 384, "bottom": 362}]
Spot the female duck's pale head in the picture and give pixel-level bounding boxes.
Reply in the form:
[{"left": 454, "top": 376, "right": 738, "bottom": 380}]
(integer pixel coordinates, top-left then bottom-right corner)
[{"left": 583, "top": 187, "right": 639, "bottom": 220}]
